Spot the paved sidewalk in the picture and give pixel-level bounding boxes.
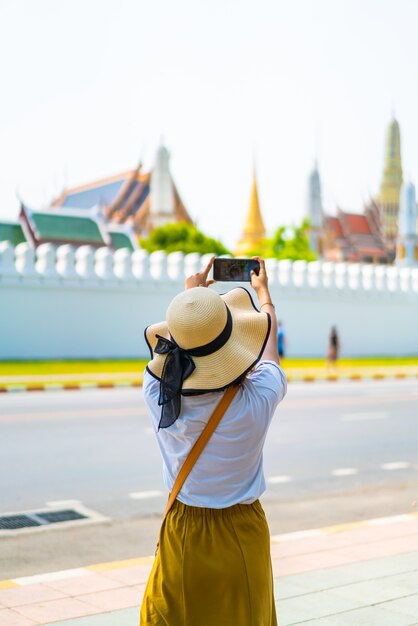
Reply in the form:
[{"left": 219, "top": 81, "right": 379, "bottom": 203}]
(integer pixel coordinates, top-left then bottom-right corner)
[{"left": 1, "top": 513, "right": 418, "bottom": 625}]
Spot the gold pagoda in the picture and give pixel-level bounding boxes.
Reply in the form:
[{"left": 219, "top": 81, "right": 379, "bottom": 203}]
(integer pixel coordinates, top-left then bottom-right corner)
[{"left": 235, "top": 169, "right": 266, "bottom": 256}]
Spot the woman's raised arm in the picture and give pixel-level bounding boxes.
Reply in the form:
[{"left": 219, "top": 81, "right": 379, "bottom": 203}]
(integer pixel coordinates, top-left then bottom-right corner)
[{"left": 250, "top": 257, "right": 280, "bottom": 365}]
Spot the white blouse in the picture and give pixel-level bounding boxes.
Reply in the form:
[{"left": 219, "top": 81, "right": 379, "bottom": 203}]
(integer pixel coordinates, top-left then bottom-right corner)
[{"left": 143, "top": 360, "right": 287, "bottom": 508}]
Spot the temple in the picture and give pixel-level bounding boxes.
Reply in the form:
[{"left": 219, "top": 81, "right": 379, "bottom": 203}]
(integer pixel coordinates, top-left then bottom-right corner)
[
  {"left": 234, "top": 169, "right": 266, "bottom": 256},
  {"left": 0, "top": 143, "right": 192, "bottom": 252},
  {"left": 308, "top": 116, "right": 416, "bottom": 265},
  {"left": 1, "top": 121, "right": 417, "bottom": 265},
  {"left": 53, "top": 143, "right": 192, "bottom": 236}
]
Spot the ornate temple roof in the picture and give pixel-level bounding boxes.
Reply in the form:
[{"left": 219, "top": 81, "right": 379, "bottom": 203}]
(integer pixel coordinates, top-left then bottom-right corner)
[
  {"left": 16, "top": 204, "right": 137, "bottom": 251},
  {"left": 324, "top": 210, "right": 389, "bottom": 262},
  {"left": 53, "top": 161, "right": 192, "bottom": 235},
  {"left": 108, "top": 230, "right": 136, "bottom": 251},
  {"left": 0, "top": 222, "right": 27, "bottom": 247}
]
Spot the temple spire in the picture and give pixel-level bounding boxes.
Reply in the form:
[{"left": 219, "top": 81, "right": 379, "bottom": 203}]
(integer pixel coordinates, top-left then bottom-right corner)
[
  {"left": 396, "top": 181, "right": 418, "bottom": 266},
  {"left": 380, "top": 117, "right": 403, "bottom": 205},
  {"left": 306, "top": 161, "right": 323, "bottom": 254},
  {"left": 149, "top": 142, "right": 175, "bottom": 228},
  {"left": 234, "top": 168, "right": 266, "bottom": 256}
]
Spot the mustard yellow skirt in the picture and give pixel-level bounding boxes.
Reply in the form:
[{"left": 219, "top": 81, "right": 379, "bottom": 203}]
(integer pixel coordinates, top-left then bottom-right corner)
[{"left": 140, "top": 499, "right": 277, "bottom": 626}]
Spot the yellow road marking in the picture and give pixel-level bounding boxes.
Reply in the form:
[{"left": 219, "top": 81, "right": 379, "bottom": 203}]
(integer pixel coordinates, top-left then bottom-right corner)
[
  {"left": 0, "top": 580, "right": 19, "bottom": 589},
  {"left": 87, "top": 556, "right": 154, "bottom": 572},
  {"left": 321, "top": 521, "right": 365, "bottom": 534}
]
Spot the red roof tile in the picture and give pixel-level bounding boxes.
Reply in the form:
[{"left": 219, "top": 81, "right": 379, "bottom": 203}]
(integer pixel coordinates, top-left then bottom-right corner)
[
  {"left": 343, "top": 213, "right": 372, "bottom": 235},
  {"left": 328, "top": 217, "right": 344, "bottom": 237}
]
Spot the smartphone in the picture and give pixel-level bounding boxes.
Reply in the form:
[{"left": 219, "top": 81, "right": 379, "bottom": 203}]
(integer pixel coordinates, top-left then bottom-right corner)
[{"left": 213, "top": 258, "right": 260, "bottom": 282}]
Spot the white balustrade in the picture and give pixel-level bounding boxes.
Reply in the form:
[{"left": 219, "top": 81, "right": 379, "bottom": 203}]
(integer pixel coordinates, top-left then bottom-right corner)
[
  {"left": 411, "top": 268, "right": 418, "bottom": 293},
  {"left": 321, "top": 262, "right": 334, "bottom": 288},
  {"left": 184, "top": 252, "right": 201, "bottom": 277},
  {"left": 113, "top": 248, "right": 134, "bottom": 281},
  {"left": 36, "top": 243, "right": 59, "bottom": 277},
  {"left": 374, "top": 265, "right": 387, "bottom": 291},
  {"left": 167, "top": 251, "right": 185, "bottom": 281},
  {"left": 1, "top": 241, "right": 418, "bottom": 298},
  {"left": 132, "top": 249, "right": 151, "bottom": 280},
  {"left": 149, "top": 250, "right": 169, "bottom": 280},
  {"left": 361, "top": 264, "right": 374, "bottom": 291},
  {"left": 75, "top": 246, "right": 96, "bottom": 279},
  {"left": 334, "top": 263, "right": 347, "bottom": 289},
  {"left": 399, "top": 267, "right": 411, "bottom": 292},
  {"left": 386, "top": 266, "right": 399, "bottom": 292},
  {"left": 277, "top": 259, "right": 292, "bottom": 287},
  {"left": 0, "top": 241, "right": 17, "bottom": 277},
  {"left": 292, "top": 260, "right": 308, "bottom": 287},
  {"left": 264, "top": 258, "right": 278, "bottom": 284},
  {"left": 94, "top": 247, "right": 115, "bottom": 280},
  {"left": 307, "top": 261, "right": 322, "bottom": 288},
  {"left": 15, "top": 243, "right": 38, "bottom": 277},
  {"left": 56, "top": 245, "right": 78, "bottom": 278},
  {"left": 347, "top": 263, "right": 360, "bottom": 290}
]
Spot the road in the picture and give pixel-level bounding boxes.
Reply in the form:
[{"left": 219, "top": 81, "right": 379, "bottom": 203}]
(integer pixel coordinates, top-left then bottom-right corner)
[{"left": 1, "top": 379, "right": 417, "bottom": 578}]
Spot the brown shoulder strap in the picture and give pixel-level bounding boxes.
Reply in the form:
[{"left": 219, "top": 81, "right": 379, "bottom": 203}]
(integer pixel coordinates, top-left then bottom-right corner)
[{"left": 162, "top": 384, "right": 240, "bottom": 520}]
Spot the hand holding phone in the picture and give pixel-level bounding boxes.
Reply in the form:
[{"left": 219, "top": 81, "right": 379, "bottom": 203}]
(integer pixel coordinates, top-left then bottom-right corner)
[{"left": 213, "top": 258, "right": 260, "bottom": 282}]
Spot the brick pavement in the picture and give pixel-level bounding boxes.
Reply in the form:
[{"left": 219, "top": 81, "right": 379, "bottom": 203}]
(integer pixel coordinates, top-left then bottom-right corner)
[{"left": 1, "top": 513, "right": 418, "bottom": 625}]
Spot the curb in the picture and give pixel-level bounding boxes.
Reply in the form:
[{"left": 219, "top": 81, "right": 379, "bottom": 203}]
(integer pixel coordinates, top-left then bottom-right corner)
[
  {"left": 0, "top": 380, "right": 143, "bottom": 393},
  {"left": 283, "top": 373, "right": 418, "bottom": 383},
  {"left": 2, "top": 512, "right": 418, "bottom": 590},
  {"left": 270, "top": 511, "right": 418, "bottom": 542},
  {"left": 0, "top": 555, "right": 155, "bottom": 590},
  {"left": 1, "top": 373, "right": 417, "bottom": 393}
]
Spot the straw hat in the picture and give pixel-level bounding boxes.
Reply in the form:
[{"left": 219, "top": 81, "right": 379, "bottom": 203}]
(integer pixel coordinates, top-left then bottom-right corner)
[{"left": 145, "top": 286, "right": 270, "bottom": 393}]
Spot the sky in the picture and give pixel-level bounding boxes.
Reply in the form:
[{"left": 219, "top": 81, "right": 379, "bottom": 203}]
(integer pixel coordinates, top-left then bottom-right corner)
[{"left": 1, "top": 0, "right": 418, "bottom": 248}]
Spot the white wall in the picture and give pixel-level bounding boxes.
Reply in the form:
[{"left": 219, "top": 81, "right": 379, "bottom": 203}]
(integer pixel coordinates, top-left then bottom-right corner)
[{"left": 1, "top": 242, "right": 417, "bottom": 359}]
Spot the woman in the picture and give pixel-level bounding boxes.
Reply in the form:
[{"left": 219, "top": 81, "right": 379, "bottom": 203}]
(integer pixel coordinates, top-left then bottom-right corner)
[
  {"left": 327, "top": 325, "right": 340, "bottom": 372},
  {"left": 140, "top": 256, "right": 287, "bottom": 626}
]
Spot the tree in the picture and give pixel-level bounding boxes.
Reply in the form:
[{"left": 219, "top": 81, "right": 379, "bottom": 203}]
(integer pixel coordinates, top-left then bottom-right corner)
[
  {"left": 140, "top": 222, "right": 230, "bottom": 256},
  {"left": 247, "top": 219, "right": 317, "bottom": 261}
]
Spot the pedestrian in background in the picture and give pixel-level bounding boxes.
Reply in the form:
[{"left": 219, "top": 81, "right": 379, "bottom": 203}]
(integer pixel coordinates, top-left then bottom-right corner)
[
  {"left": 278, "top": 320, "right": 286, "bottom": 359},
  {"left": 327, "top": 325, "right": 340, "bottom": 372},
  {"left": 140, "top": 256, "right": 287, "bottom": 626}
]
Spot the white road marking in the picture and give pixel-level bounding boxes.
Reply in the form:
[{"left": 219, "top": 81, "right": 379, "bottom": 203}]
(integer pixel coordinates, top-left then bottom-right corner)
[
  {"left": 366, "top": 514, "right": 413, "bottom": 526},
  {"left": 129, "top": 490, "right": 164, "bottom": 500},
  {"left": 46, "top": 499, "right": 81, "bottom": 507},
  {"left": 267, "top": 475, "right": 292, "bottom": 484},
  {"left": 341, "top": 412, "right": 388, "bottom": 421},
  {"left": 0, "top": 406, "right": 145, "bottom": 420},
  {"left": 331, "top": 468, "right": 358, "bottom": 476},
  {"left": 381, "top": 462, "right": 411, "bottom": 470},
  {"left": 271, "top": 529, "right": 323, "bottom": 542},
  {"left": 15, "top": 568, "right": 91, "bottom": 586}
]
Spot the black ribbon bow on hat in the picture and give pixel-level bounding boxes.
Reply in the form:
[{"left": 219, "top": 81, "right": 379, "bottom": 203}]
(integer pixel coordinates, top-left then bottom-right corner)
[
  {"left": 153, "top": 306, "right": 233, "bottom": 429},
  {"left": 154, "top": 335, "right": 196, "bottom": 429}
]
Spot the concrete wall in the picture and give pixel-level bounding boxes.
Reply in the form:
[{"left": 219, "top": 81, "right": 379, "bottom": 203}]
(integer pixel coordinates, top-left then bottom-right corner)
[{"left": 1, "top": 241, "right": 417, "bottom": 359}]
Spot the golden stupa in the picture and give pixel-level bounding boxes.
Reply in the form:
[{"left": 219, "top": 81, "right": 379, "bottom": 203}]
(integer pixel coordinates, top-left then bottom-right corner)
[{"left": 234, "top": 169, "right": 266, "bottom": 256}]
